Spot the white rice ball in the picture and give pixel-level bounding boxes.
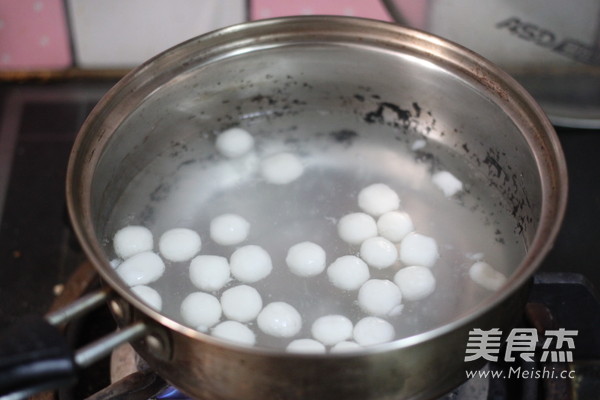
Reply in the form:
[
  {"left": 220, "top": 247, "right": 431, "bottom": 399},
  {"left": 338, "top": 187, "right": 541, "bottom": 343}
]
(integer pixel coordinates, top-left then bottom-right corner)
[
  {"left": 286, "top": 339, "right": 326, "bottom": 354},
  {"left": 257, "top": 302, "right": 302, "bottom": 338},
  {"left": 411, "top": 139, "right": 427, "bottom": 151},
  {"left": 377, "top": 211, "right": 414, "bottom": 242},
  {"left": 358, "top": 279, "right": 403, "bottom": 316},
  {"left": 180, "top": 292, "right": 222, "bottom": 331},
  {"left": 260, "top": 152, "right": 304, "bottom": 184},
  {"left": 360, "top": 236, "right": 398, "bottom": 269},
  {"left": 158, "top": 228, "right": 201, "bottom": 262},
  {"left": 311, "top": 315, "right": 353, "bottom": 346},
  {"left": 327, "top": 255, "right": 370, "bottom": 291},
  {"left": 393, "top": 266, "right": 436, "bottom": 301},
  {"left": 432, "top": 170, "right": 463, "bottom": 197},
  {"left": 130, "top": 285, "right": 162, "bottom": 311},
  {"left": 285, "top": 241, "right": 326, "bottom": 277},
  {"left": 189, "top": 255, "right": 230, "bottom": 292},
  {"left": 117, "top": 251, "right": 165, "bottom": 287},
  {"left": 230, "top": 245, "right": 273, "bottom": 283},
  {"left": 330, "top": 341, "right": 362, "bottom": 353},
  {"left": 211, "top": 321, "right": 256, "bottom": 346},
  {"left": 215, "top": 127, "right": 255, "bottom": 158},
  {"left": 337, "top": 213, "right": 378, "bottom": 245},
  {"left": 210, "top": 214, "right": 250, "bottom": 246},
  {"left": 399, "top": 232, "right": 439, "bottom": 268},
  {"left": 220, "top": 285, "right": 263, "bottom": 322},
  {"left": 469, "top": 261, "right": 507, "bottom": 291},
  {"left": 353, "top": 317, "right": 395, "bottom": 346},
  {"left": 358, "top": 183, "right": 400, "bottom": 217},
  {"left": 113, "top": 225, "right": 153, "bottom": 259}
]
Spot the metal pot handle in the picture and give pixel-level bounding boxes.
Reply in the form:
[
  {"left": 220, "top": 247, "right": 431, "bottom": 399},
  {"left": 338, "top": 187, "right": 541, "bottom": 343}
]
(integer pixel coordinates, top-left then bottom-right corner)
[{"left": 0, "top": 289, "right": 148, "bottom": 400}]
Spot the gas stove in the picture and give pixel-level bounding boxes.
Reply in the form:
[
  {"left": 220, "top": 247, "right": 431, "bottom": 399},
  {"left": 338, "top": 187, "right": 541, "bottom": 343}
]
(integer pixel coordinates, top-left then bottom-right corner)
[{"left": 0, "top": 81, "right": 599, "bottom": 400}]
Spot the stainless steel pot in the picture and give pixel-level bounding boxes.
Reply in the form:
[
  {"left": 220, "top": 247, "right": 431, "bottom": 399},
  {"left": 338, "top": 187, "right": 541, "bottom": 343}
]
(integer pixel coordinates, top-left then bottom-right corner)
[{"left": 2, "top": 16, "right": 567, "bottom": 400}]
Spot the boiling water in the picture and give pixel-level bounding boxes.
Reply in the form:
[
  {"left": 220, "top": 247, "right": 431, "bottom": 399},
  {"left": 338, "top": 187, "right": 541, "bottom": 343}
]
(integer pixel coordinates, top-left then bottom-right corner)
[{"left": 104, "top": 109, "right": 526, "bottom": 350}]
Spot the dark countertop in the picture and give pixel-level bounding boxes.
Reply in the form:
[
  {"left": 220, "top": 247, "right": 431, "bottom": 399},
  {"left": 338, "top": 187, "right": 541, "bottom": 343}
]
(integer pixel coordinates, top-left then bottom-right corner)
[
  {"left": 0, "top": 81, "right": 114, "bottom": 324},
  {"left": 542, "top": 128, "right": 600, "bottom": 285}
]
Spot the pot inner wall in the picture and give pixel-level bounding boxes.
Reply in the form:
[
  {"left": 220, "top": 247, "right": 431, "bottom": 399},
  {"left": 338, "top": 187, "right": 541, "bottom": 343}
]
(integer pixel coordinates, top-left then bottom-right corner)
[{"left": 91, "top": 43, "right": 538, "bottom": 350}]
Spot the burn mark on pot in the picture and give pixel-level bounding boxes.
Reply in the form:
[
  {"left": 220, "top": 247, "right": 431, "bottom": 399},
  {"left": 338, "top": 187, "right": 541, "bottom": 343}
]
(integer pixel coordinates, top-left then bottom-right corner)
[
  {"left": 514, "top": 222, "right": 524, "bottom": 235},
  {"left": 139, "top": 205, "right": 156, "bottom": 225},
  {"left": 364, "top": 102, "right": 411, "bottom": 126},
  {"left": 412, "top": 102, "right": 421, "bottom": 117},
  {"left": 511, "top": 198, "right": 526, "bottom": 217},
  {"left": 251, "top": 95, "right": 277, "bottom": 105},
  {"left": 354, "top": 94, "right": 365, "bottom": 102},
  {"left": 483, "top": 150, "right": 504, "bottom": 179},
  {"left": 149, "top": 183, "right": 170, "bottom": 202},
  {"left": 169, "top": 141, "right": 189, "bottom": 158},
  {"left": 494, "top": 228, "right": 506, "bottom": 245},
  {"left": 462, "top": 143, "right": 470, "bottom": 153},
  {"left": 283, "top": 80, "right": 300, "bottom": 89},
  {"left": 330, "top": 129, "right": 358, "bottom": 145}
]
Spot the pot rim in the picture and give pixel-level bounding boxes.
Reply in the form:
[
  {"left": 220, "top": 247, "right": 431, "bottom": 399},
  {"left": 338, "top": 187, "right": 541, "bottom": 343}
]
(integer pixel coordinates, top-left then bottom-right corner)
[{"left": 66, "top": 15, "right": 568, "bottom": 357}]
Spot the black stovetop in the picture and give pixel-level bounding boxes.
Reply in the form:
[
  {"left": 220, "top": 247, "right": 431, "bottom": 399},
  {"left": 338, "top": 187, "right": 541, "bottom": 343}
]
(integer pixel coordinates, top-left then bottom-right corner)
[{"left": 0, "top": 80, "right": 599, "bottom": 400}]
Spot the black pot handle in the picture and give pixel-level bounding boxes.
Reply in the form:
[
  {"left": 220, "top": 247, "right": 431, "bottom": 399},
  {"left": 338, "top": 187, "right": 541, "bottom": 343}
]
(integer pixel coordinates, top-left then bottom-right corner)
[
  {"left": 0, "top": 315, "right": 76, "bottom": 398},
  {"left": 0, "top": 289, "right": 148, "bottom": 399}
]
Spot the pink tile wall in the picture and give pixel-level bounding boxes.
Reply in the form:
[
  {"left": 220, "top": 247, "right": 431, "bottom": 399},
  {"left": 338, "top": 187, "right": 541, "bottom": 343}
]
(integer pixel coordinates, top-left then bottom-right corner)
[
  {"left": 250, "top": 0, "right": 392, "bottom": 21},
  {"left": 0, "top": 1, "right": 399, "bottom": 71},
  {"left": 0, "top": 0, "right": 71, "bottom": 70}
]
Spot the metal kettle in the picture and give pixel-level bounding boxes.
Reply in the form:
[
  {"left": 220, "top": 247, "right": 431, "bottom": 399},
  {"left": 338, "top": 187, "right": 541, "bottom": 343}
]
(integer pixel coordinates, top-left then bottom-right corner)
[{"left": 382, "top": 0, "right": 600, "bottom": 128}]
